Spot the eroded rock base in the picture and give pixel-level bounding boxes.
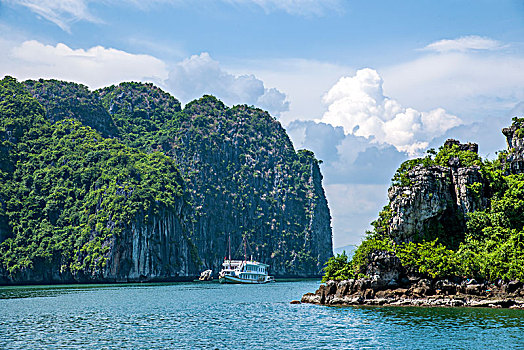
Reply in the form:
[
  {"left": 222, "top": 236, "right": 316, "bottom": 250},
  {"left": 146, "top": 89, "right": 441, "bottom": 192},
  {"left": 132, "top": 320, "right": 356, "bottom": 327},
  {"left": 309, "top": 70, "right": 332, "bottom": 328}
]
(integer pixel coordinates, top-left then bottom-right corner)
[{"left": 301, "top": 279, "right": 524, "bottom": 309}]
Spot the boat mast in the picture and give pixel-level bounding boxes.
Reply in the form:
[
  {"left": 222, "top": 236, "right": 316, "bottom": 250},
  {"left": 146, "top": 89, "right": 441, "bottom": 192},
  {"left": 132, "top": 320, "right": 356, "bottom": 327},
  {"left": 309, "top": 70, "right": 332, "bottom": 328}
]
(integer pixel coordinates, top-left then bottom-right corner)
[
  {"left": 244, "top": 235, "right": 247, "bottom": 263},
  {"left": 228, "top": 233, "right": 231, "bottom": 267}
]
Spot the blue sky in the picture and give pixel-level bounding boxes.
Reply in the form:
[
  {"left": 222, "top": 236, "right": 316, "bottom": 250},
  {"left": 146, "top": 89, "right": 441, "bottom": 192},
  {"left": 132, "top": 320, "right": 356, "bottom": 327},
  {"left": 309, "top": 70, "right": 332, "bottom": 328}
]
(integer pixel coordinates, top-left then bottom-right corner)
[{"left": 1, "top": 0, "right": 523, "bottom": 247}]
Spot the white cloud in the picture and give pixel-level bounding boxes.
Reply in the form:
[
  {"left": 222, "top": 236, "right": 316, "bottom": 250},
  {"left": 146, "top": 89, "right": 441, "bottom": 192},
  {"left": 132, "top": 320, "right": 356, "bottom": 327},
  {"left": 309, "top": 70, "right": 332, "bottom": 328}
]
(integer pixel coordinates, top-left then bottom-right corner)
[
  {"left": 237, "top": 36, "right": 523, "bottom": 129},
  {"left": 0, "top": 39, "right": 168, "bottom": 88},
  {"left": 227, "top": 58, "right": 352, "bottom": 125},
  {"left": 165, "top": 52, "right": 289, "bottom": 115},
  {"left": 423, "top": 35, "right": 504, "bottom": 53},
  {"left": 3, "top": 0, "right": 341, "bottom": 32},
  {"left": 382, "top": 51, "right": 524, "bottom": 120},
  {"left": 0, "top": 39, "right": 288, "bottom": 114},
  {"left": 286, "top": 119, "right": 408, "bottom": 246},
  {"left": 256, "top": 88, "right": 289, "bottom": 116},
  {"left": 4, "top": 0, "right": 97, "bottom": 32},
  {"left": 318, "top": 68, "right": 462, "bottom": 155}
]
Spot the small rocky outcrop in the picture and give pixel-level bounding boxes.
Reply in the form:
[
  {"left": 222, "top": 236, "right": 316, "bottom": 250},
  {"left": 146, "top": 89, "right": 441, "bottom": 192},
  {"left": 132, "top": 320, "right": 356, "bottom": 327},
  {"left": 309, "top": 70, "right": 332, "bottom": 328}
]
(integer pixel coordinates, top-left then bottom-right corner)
[
  {"left": 388, "top": 140, "right": 488, "bottom": 247},
  {"left": 302, "top": 252, "right": 524, "bottom": 309},
  {"left": 301, "top": 124, "right": 524, "bottom": 309},
  {"left": 301, "top": 277, "right": 524, "bottom": 308},
  {"left": 502, "top": 120, "right": 524, "bottom": 174},
  {"left": 443, "top": 139, "right": 478, "bottom": 153}
]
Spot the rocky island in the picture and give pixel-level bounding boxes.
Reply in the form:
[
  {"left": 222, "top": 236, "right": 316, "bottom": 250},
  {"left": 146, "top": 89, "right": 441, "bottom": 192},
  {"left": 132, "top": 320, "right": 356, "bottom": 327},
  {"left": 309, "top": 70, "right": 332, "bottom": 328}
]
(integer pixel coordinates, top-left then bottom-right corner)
[
  {"left": 0, "top": 76, "right": 333, "bottom": 285},
  {"left": 302, "top": 119, "right": 524, "bottom": 308}
]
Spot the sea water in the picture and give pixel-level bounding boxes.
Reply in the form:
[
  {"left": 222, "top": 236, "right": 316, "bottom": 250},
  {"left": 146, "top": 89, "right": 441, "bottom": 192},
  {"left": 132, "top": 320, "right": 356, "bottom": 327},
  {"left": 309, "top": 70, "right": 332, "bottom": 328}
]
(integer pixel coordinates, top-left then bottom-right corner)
[{"left": 1, "top": 280, "right": 523, "bottom": 349}]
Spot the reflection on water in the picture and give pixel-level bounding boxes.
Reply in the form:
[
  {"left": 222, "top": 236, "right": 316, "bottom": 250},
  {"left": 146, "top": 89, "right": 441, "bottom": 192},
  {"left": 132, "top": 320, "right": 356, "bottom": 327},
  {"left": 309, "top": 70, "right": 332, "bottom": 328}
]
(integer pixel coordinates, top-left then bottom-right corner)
[{"left": 1, "top": 280, "right": 523, "bottom": 350}]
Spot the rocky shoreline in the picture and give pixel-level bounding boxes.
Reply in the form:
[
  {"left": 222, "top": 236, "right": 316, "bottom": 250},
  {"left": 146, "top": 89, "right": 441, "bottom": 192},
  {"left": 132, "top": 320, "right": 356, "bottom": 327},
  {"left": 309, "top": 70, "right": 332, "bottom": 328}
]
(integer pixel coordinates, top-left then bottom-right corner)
[{"left": 301, "top": 278, "right": 524, "bottom": 309}]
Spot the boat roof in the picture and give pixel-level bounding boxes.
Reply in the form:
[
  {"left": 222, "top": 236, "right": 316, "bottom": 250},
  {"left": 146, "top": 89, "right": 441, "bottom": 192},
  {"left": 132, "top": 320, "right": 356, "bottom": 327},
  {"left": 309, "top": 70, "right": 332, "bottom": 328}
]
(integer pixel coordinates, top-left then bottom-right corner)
[{"left": 222, "top": 259, "right": 269, "bottom": 267}]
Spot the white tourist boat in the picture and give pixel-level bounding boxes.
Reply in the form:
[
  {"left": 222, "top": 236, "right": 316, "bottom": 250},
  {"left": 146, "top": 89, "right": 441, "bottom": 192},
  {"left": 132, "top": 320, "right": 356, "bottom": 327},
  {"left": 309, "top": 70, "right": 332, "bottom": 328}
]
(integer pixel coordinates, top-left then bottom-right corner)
[
  {"left": 218, "top": 235, "right": 274, "bottom": 284},
  {"left": 219, "top": 259, "right": 274, "bottom": 284}
]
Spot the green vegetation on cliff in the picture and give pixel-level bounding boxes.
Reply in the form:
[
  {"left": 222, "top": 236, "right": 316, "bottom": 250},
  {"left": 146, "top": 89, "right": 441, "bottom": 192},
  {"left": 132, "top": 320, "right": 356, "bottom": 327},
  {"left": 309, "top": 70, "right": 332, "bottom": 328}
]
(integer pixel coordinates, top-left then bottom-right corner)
[
  {"left": 95, "top": 84, "right": 331, "bottom": 275},
  {"left": 0, "top": 76, "right": 332, "bottom": 282},
  {"left": 0, "top": 77, "right": 185, "bottom": 278},
  {"left": 323, "top": 135, "right": 524, "bottom": 283}
]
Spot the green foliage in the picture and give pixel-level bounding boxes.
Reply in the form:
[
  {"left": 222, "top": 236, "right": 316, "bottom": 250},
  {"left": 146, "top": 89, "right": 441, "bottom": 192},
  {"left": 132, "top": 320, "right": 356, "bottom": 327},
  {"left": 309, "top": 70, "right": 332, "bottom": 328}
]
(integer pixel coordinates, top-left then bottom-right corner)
[
  {"left": 512, "top": 116, "right": 524, "bottom": 138},
  {"left": 322, "top": 251, "right": 352, "bottom": 282},
  {"left": 0, "top": 77, "right": 185, "bottom": 276},
  {"left": 97, "top": 82, "right": 182, "bottom": 149},
  {"left": 2, "top": 77, "right": 328, "bottom": 278},
  {"left": 323, "top": 136, "right": 524, "bottom": 282},
  {"left": 433, "top": 144, "right": 482, "bottom": 168},
  {"left": 371, "top": 206, "right": 392, "bottom": 238},
  {"left": 23, "top": 79, "right": 119, "bottom": 138},
  {"left": 347, "top": 235, "right": 394, "bottom": 278},
  {"left": 395, "top": 240, "right": 460, "bottom": 278},
  {"left": 456, "top": 172, "right": 524, "bottom": 281},
  {"left": 391, "top": 156, "right": 434, "bottom": 186}
]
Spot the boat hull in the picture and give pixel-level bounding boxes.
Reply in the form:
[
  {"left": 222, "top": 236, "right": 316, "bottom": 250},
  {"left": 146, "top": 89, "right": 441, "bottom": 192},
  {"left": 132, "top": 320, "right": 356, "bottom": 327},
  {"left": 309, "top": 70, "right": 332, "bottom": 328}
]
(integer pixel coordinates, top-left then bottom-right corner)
[{"left": 219, "top": 275, "right": 272, "bottom": 284}]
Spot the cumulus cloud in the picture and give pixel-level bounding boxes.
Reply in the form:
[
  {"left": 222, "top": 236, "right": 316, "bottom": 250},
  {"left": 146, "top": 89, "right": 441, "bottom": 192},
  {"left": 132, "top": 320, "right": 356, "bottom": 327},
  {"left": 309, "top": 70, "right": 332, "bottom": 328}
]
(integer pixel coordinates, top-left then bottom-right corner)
[
  {"left": 287, "top": 120, "right": 407, "bottom": 185},
  {"left": 286, "top": 120, "right": 345, "bottom": 163},
  {"left": 286, "top": 119, "right": 407, "bottom": 246},
  {"left": 0, "top": 40, "right": 288, "bottom": 114},
  {"left": 318, "top": 68, "right": 462, "bottom": 155},
  {"left": 423, "top": 35, "right": 504, "bottom": 53},
  {"left": 165, "top": 52, "right": 289, "bottom": 115},
  {"left": 0, "top": 39, "right": 168, "bottom": 88}
]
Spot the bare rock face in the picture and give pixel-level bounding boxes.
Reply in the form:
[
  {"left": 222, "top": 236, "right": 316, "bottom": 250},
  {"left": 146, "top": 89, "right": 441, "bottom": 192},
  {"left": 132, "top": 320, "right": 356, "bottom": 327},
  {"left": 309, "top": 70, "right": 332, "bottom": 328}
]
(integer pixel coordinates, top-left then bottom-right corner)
[
  {"left": 365, "top": 251, "right": 404, "bottom": 288},
  {"left": 451, "top": 166, "right": 489, "bottom": 214},
  {"left": 502, "top": 121, "right": 524, "bottom": 174},
  {"left": 103, "top": 210, "right": 192, "bottom": 282},
  {"left": 387, "top": 141, "right": 488, "bottom": 247},
  {"left": 388, "top": 165, "right": 456, "bottom": 244}
]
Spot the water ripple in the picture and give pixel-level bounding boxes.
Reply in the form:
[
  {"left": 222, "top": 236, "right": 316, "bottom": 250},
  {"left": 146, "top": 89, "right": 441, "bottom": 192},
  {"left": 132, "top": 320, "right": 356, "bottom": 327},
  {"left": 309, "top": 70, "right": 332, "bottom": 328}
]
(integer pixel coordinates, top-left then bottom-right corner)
[{"left": 1, "top": 280, "right": 523, "bottom": 349}]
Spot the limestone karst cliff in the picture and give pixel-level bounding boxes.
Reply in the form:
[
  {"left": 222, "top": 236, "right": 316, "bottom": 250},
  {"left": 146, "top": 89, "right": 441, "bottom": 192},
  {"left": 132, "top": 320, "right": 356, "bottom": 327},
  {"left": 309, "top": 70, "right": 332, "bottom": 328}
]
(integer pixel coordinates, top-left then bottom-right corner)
[
  {"left": 303, "top": 118, "right": 524, "bottom": 307},
  {"left": 387, "top": 139, "right": 489, "bottom": 248},
  {"left": 95, "top": 84, "right": 333, "bottom": 277},
  {"left": 502, "top": 119, "right": 524, "bottom": 174},
  {"left": 0, "top": 77, "right": 333, "bottom": 284}
]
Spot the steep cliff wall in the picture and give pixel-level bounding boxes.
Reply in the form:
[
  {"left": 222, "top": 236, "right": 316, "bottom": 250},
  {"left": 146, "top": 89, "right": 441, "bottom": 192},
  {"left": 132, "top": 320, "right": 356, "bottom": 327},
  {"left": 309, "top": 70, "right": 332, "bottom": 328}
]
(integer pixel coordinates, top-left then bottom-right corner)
[
  {"left": 103, "top": 210, "right": 193, "bottom": 282},
  {"left": 0, "top": 77, "right": 194, "bottom": 285},
  {"left": 387, "top": 140, "right": 489, "bottom": 248},
  {"left": 502, "top": 118, "right": 524, "bottom": 174},
  {"left": 95, "top": 85, "right": 333, "bottom": 276},
  {"left": 0, "top": 77, "right": 333, "bottom": 284}
]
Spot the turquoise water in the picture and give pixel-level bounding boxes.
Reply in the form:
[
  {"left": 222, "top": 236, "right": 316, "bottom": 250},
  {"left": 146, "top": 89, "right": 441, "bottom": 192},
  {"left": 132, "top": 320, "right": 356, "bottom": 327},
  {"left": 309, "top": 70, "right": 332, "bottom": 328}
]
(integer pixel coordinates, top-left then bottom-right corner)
[{"left": 1, "top": 280, "right": 523, "bottom": 349}]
